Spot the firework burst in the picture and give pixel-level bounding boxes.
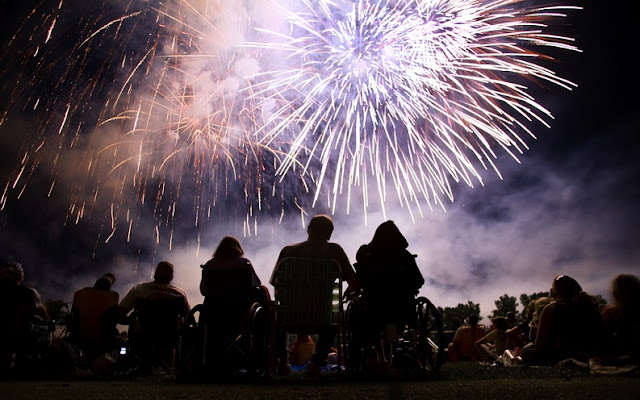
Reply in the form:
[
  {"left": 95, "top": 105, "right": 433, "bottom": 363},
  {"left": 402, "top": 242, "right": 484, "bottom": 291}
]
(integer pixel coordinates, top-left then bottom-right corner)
[
  {"left": 246, "top": 0, "right": 581, "bottom": 220},
  {"left": 0, "top": 0, "right": 308, "bottom": 251},
  {"left": 0, "top": 0, "right": 581, "bottom": 249}
]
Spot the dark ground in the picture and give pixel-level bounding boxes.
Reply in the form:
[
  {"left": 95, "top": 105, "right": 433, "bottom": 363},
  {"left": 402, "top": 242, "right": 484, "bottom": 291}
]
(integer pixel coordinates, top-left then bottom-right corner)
[{"left": 2, "top": 362, "right": 639, "bottom": 400}]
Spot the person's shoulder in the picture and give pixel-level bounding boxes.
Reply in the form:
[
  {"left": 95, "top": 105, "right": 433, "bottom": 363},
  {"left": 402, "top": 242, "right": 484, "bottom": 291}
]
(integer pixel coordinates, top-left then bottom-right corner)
[
  {"left": 13, "top": 284, "right": 37, "bottom": 300},
  {"left": 168, "top": 283, "right": 188, "bottom": 296},
  {"left": 601, "top": 304, "right": 619, "bottom": 321},
  {"left": 282, "top": 241, "right": 306, "bottom": 251},
  {"left": 540, "top": 301, "right": 557, "bottom": 317},
  {"left": 326, "top": 241, "right": 347, "bottom": 252},
  {"left": 237, "top": 256, "right": 253, "bottom": 266},
  {"left": 73, "top": 287, "right": 92, "bottom": 297},
  {"left": 277, "top": 241, "right": 308, "bottom": 259},
  {"left": 21, "top": 284, "right": 41, "bottom": 298},
  {"left": 137, "top": 281, "right": 155, "bottom": 290}
]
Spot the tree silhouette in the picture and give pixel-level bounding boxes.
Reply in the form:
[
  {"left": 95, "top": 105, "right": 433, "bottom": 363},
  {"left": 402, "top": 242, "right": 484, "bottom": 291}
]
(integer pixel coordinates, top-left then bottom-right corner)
[
  {"left": 491, "top": 294, "right": 517, "bottom": 318},
  {"left": 438, "top": 301, "right": 482, "bottom": 331}
]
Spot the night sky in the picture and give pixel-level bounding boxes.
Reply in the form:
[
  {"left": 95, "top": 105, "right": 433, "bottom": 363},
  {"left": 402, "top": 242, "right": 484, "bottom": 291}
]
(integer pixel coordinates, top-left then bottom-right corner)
[{"left": 0, "top": 0, "right": 638, "bottom": 319}]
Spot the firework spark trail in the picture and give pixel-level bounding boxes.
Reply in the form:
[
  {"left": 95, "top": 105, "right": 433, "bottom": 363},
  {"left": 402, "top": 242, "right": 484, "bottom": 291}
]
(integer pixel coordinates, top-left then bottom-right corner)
[
  {"left": 0, "top": 0, "right": 308, "bottom": 247},
  {"left": 245, "top": 0, "right": 581, "bottom": 220},
  {"left": 0, "top": 0, "right": 580, "bottom": 250}
]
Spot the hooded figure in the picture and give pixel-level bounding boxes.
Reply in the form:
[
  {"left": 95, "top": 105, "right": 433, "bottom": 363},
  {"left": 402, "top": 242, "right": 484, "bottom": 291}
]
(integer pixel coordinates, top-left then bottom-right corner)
[{"left": 355, "top": 221, "right": 425, "bottom": 328}]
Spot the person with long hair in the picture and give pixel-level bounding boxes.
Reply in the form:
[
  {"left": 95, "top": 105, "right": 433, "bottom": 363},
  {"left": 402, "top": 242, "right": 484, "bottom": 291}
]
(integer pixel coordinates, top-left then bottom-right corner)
[
  {"left": 522, "top": 275, "right": 611, "bottom": 365},
  {"left": 200, "top": 236, "right": 261, "bottom": 297}
]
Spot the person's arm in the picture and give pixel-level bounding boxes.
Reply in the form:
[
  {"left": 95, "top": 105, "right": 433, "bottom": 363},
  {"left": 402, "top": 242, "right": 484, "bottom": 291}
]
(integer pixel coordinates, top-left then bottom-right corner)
[
  {"left": 243, "top": 258, "right": 261, "bottom": 287},
  {"left": 182, "top": 293, "right": 190, "bottom": 316},
  {"left": 451, "top": 328, "right": 462, "bottom": 349},
  {"left": 335, "top": 245, "right": 359, "bottom": 293},
  {"left": 116, "top": 286, "right": 137, "bottom": 324},
  {"left": 534, "top": 303, "right": 554, "bottom": 350},
  {"left": 199, "top": 267, "right": 208, "bottom": 297},
  {"left": 475, "top": 330, "right": 493, "bottom": 347},
  {"left": 270, "top": 248, "right": 288, "bottom": 285},
  {"left": 31, "top": 288, "right": 50, "bottom": 321}
]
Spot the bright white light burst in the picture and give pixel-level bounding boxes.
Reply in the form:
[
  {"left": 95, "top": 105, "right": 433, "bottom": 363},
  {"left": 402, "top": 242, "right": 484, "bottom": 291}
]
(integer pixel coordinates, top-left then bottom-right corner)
[{"left": 247, "top": 0, "right": 580, "bottom": 220}]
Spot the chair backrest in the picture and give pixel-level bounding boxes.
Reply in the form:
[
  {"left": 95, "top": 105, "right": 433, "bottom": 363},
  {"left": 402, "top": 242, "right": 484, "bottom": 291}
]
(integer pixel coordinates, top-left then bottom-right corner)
[
  {"left": 134, "top": 296, "right": 185, "bottom": 343},
  {"left": 272, "top": 257, "right": 342, "bottom": 331},
  {"left": 203, "top": 267, "right": 259, "bottom": 332},
  {"left": 204, "top": 267, "right": 255, "bottom": 299},
  {"left": 71, "top": 288, "right": 119, "bottom": 343}
]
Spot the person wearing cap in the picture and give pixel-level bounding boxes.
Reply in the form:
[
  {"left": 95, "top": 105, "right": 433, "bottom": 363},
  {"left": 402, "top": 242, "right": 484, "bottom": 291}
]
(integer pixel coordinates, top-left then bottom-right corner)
[
  {"left": 522, "top": 275, "right": 611, "bottom": 365},
  {"left": 71, "top": 273, "right": 120, "bottom": 365},
  {"left": 0, "top": 262, "right": 49, "bottom": 370}
]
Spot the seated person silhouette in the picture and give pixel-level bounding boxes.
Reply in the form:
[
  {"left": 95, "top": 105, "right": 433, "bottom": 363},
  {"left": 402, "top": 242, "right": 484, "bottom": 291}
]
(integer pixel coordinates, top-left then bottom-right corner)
[
  {"left": 118, "top": 261, "right": 190, "bottom": 370},
  {"left": 601, "top": 274, "right": 640, "bottom": 362},
  {"left": 199, "top": 236, "right": 269, "bottom": 365},
  {"left": 475, "top": 316, "right": 509, "bottom": 364},
  {"left": 448, "top": 314, "right": 486, "bottom": 362},
  {"left": 0, "top": 262, "right": 50, "bottom": 371},
  {"left": 71, "top": 273, "right": 119, "bottom": 364},
  {"left": 270, "top": 214, "right": 359, "bottom": 376},
  {"left": 201, "top": 236, "right": 263, "bottom": 310},
  {"left": 522, "top": 275, "right": 611, "bottom": 365},
  {"left": 354, "top": 220, "right": 425, "bottom": 367}
]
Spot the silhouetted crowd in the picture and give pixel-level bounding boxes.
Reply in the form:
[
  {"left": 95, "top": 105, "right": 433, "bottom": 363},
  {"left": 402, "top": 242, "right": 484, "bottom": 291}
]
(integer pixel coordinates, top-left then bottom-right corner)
[
  {"left": 2, "top": 214, "right": 639, "bottom": 380},
  {"left": 447, "top": 274, "right": 640, "bottom": 370}
]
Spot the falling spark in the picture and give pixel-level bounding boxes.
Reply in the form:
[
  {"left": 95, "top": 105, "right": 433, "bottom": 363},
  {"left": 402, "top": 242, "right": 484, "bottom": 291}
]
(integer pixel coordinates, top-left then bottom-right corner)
[
  {"left": 246, "top": 0, "right": 581, "bottom": 215},
  {"left": 0, "top": 0, "right": 580, "bottom": 251}
]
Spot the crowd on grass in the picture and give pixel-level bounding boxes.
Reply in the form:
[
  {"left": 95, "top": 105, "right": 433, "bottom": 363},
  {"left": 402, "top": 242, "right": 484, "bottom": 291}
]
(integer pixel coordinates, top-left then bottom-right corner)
[
  {"left": 448, "top": 274, "right": 639, "bottom": 369},
  {"left": 1, "top": 214, "right": 639, "bottom": 379}
]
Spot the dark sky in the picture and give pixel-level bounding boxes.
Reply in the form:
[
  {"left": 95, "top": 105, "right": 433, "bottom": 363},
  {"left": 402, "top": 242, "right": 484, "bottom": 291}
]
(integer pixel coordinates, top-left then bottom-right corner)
[{"left": 0, "top": 0, "right": 638, "bottom": 318}]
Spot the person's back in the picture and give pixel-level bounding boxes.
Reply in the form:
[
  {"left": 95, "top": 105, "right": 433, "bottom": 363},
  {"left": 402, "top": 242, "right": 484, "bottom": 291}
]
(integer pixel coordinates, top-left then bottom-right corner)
[
  {"left": 550, "top": 295, "right": 609, "bottom": 360},
  {"left": 355, "top": 221, "right": 424, "bottom": 328},
  {"left": 119, "top": 262, "right": 189, "bottom": 319},
  {"left": 0, "top": 281, "right": 44, "bottom": 344},
  {"left": 118, "top": 262, "right": 189, "bottom": 369},
  {"left": 71, "top": 275, "right": 119, "bottom": 359},
  {"left": 602, "top": 274, "right": 640, "bottom": 361},
  {"left": 449, "top": 315, "right": 485, "bottom": 361},
  {"left": 271, "top": 214, "right": 358, "bottom": 375},
  {"left": 0, "top": 262, "right": 50, "bottom": 370},
  {"left": 201, "top": 236, "right": 263, "bottom": 333},
  {"left": 523, "top": 275, "right": 611, "bottom": 365}
]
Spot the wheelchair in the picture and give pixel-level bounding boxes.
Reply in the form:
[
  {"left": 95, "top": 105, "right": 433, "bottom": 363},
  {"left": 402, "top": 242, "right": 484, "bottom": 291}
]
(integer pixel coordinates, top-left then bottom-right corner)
[
  {"left": 344, "top": 292, "right": 445, "bottom": 375},
  {"left": 178, "top": 270, "right": 271, "bottom": 381}
]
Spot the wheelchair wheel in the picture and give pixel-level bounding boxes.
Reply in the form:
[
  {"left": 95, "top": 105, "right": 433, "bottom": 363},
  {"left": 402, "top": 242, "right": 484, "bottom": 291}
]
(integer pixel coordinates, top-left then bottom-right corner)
[
  {"left": 247, "top": 302, "right": 270, "bottom": 378},
  {"left": 415, "top": 297, "right": 445, "bottom": 373}
]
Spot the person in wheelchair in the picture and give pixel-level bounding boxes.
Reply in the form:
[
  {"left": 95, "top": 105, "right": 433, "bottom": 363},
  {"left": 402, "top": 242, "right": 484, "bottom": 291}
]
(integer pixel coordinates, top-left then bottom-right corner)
[
  {"left": 200, "top": 236, "right": 267, "bottom": 330},
  {"left": 354, "top": 221, "right": 425, "bottom": 368},
  {"left": 194, "top": 236, "right": 270, "bottom": 375}
]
